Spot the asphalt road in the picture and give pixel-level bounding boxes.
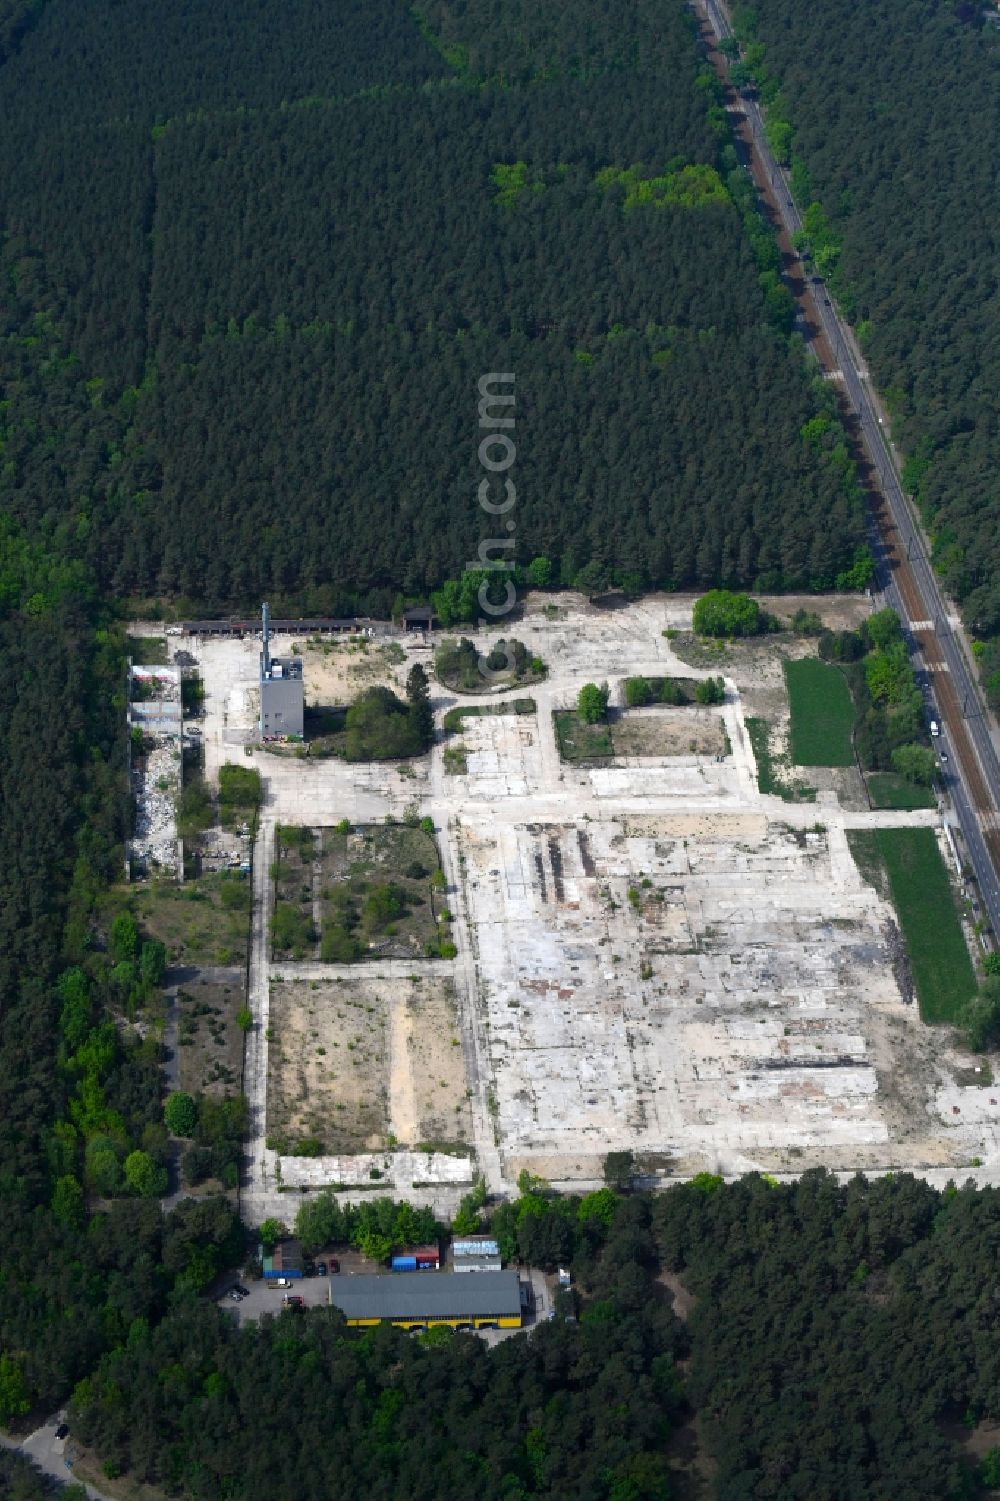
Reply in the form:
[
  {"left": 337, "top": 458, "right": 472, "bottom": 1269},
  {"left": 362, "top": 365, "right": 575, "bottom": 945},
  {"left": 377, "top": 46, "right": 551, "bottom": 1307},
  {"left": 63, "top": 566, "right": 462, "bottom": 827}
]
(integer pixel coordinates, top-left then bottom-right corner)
[
  {"left": 697, "top": 0, "right": 1000, "bottom": 938},
  {"left": 1, "top": 1413, "right": 112, "bottom": 1500}
]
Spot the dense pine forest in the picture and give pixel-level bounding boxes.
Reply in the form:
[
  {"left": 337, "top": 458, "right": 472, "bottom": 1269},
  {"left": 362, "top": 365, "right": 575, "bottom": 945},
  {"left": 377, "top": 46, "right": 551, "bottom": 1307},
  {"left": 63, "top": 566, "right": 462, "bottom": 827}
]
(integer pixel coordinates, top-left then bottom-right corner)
[
  {"left": 61, "top": 1175, "right": 1000, "bottom": 1500},
  {"left": 0, "top": 0, "right": 868, "bottom": 609},
  {"left": 731, "top": 0, "right": 1000, "bottom": 662}
]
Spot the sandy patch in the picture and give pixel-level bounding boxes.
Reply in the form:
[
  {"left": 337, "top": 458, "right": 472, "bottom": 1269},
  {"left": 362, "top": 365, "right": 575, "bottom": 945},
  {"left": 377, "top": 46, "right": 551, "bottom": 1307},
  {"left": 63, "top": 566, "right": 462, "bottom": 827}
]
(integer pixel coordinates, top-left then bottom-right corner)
[
  {"left": 623, "top": 813, "right": 768, "bottom": 840},
  {"left": 404, "top": 978, "right": 473, "bottom": 1147},
  {"left": 295, "top": 637, "right": 402, "bottom": 706}
]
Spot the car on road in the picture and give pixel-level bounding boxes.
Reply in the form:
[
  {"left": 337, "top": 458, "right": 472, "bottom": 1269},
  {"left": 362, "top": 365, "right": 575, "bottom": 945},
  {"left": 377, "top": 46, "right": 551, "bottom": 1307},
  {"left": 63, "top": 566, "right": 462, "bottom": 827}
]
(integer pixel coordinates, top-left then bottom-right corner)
[{"left": 929, "top": 719, "right": 940, "bottom": 737}]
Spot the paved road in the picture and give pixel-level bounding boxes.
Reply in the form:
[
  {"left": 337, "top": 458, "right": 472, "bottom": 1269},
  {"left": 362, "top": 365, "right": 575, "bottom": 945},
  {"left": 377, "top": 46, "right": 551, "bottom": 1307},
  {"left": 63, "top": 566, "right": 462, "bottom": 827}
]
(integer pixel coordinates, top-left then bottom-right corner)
[
  {"left": 1, "top": 1414, "right": 112, "bottom": 1500},
  {"left": 698, "top": 0, "right": 1000, "bottom": 938}
]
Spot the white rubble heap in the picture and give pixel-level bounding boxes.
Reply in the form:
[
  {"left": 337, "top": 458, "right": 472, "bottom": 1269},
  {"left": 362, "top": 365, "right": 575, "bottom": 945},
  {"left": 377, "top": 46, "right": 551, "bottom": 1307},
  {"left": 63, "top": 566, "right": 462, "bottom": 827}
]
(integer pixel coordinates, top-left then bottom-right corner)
[{"left": 130, "top": 744, "right": 181, "bottom": 874}]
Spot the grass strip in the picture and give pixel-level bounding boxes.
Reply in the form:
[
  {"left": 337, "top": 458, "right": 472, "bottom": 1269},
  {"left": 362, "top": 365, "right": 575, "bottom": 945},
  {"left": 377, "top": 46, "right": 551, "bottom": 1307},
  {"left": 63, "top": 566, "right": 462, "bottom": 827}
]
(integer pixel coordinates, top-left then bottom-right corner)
[
  {"left": 854, "top": 827, "right": 976, "bottom": 1024},
  {"left": 866, "top": 773, "right": 935, "bottom": 811}
]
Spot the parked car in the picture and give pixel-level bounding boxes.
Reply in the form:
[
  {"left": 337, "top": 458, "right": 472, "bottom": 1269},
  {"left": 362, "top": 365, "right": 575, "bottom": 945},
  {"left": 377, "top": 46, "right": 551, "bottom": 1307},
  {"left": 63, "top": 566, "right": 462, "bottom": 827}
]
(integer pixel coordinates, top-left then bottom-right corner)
[
  {"left": 329, "top": 1258, "right": 340, "bottom": 1274},
  {"left": 282, "top": 1295, "right": 304, "bottom": 1308},
  {"left": 228, "top": 1289, "right": 244, "bottom": 1302},
  {"left": 234, "top": 1283, "right": 249, "bottom": 1296},
  {"left": 304, "top": 1260, "right": 316, "bottom": 1277},
  {"left": 315, "top": 1261, "right": 327, "bottom": 1277},
  {"left": 55, "top": 1424, "right": 69, "bottom": 1440},
  {"left": 270, "top": 1277, "right": 292, "bottom": 1289},
  {"left": 929, "top": 719, "right": 940, "bottom": 737}
]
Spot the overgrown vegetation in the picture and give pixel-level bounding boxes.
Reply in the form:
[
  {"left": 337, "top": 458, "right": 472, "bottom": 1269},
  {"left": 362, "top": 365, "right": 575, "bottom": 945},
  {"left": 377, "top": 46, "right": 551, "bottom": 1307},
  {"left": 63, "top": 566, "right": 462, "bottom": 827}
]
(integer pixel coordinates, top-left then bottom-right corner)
[
  {"left": 434, "top": 636, "right": 543, "bottom": 694},
  {"left": 554, "top": 709, "right": 614, "bottom": 763},
  {"left": 746, "top": 716, "right": 816, "bottom": 801},
  {"left": 623, "top": 674, "right": 721, "bottom": 706}
]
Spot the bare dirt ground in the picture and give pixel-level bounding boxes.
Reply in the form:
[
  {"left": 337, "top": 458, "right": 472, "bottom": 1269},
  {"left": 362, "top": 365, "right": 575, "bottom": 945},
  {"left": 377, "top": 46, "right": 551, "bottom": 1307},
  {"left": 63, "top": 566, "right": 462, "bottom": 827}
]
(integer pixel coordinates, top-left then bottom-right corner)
[
  {"left": 176, "top": 973, "right": 244, "bottom": 1097},
  {"left": 391, "top": 976, "right": 472, "bottom": 1148},
  {"left": 266, "top": 975, "right": 470, "bottom": 1156},
  {"left": 612, "top": 707, "right": 727, "bottom": 758},
  {"left": 296, "top": 636, "right": 404, "bottom": 706},
  {"left": 267, "top": 978, "right": 389, "bottom": 1152}
]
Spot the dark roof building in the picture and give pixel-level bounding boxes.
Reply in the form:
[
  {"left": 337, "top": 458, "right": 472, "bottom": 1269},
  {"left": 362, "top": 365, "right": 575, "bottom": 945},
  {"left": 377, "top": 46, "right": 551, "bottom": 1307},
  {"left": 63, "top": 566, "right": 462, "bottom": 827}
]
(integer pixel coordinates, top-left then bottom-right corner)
[
  {"left": 402, "top": 606, "right": 435, "bottom": 631},
  {"left": 329, "top": 1270, "right": 522, "bottom": 1329}
]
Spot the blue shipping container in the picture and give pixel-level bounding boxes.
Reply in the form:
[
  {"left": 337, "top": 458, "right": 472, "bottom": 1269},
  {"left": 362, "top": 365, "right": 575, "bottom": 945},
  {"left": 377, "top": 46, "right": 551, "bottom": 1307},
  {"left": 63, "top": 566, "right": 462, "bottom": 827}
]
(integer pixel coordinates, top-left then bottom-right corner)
[{"left": 391, "top": 1256, "right": 417, "bottom": 1271}]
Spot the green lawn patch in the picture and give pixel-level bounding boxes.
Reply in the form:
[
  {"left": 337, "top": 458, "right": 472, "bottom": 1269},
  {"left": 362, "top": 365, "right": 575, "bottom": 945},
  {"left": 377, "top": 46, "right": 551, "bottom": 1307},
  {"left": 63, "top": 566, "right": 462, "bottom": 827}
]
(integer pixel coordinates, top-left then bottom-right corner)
[
  {"left": 784, "top": 657, "right": 854, "bottom": 766},
  {"left": 867, "top": 773, "right": 935, "bottom": 811},
  {"left": 850, "top": 828, "right": 976, "bottom": 1024},
  {"left": 554, "top": 710, "right": 614, "bottom": 763},
  {"left": 128, "top": 634, "right": 168, "bottom": 665}
]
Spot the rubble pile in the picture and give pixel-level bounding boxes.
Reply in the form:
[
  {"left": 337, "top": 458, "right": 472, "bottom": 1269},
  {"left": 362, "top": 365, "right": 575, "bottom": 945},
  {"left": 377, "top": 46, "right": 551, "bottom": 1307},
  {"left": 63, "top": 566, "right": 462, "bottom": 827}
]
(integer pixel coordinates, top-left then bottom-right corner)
[{"left": 131, "top": 745, "right": 180, "bottom": 874}]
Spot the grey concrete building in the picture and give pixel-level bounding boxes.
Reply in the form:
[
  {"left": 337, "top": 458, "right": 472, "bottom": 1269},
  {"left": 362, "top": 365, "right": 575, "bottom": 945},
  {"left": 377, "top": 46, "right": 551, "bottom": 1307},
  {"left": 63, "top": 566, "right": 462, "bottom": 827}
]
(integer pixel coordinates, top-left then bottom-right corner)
[{"left": 259, "top": 602, "right": 304, "bottom": 739}]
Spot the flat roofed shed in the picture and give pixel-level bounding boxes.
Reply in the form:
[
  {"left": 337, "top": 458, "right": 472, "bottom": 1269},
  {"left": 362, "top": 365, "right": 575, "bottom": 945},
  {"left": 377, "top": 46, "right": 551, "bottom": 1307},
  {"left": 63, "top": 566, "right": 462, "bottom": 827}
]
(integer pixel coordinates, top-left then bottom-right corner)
[{"left": 329, "top": 1270, "right": 521, "bottom": 1327}]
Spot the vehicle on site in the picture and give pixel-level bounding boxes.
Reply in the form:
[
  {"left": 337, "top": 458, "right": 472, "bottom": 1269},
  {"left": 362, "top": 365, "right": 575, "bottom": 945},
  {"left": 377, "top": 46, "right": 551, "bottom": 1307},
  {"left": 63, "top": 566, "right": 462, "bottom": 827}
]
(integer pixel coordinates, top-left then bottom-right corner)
[
  {"left": 930, "top": 719, "right": 940, "bottom": 737},
  {"left": 282, "top": 1295, "right": 304, "bottom": 1308},
  {"left": 304, "top": 1259, "right": 316, "bottom": 1277},
  {"left": 270, "top": 1277, "right": 292, "bottom": 1289},
  {"left": 316, "top": 1260, "right": 327, "bottom": 1276},
  {"left": 329, "top": 1258, "right": 340, "bottom": 1274},
  {"left": 55, "top": 1424, "right": 69, "bottom": 1440}
]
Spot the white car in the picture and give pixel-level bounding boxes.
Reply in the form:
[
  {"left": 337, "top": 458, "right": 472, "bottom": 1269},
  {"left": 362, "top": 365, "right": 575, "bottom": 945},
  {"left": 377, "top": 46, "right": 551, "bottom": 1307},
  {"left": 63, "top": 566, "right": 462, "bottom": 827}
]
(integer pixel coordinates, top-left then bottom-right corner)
[{"left": 929, "top": 719, "right": 940, "bottom": 737}]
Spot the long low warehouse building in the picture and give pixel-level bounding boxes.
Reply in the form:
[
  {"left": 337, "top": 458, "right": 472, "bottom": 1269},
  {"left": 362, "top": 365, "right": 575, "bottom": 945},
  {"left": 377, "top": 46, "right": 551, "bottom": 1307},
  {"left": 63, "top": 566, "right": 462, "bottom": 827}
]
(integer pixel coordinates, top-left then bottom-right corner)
[{"left": 329, "top": 1270, "right": 522, "bottom": 1330}]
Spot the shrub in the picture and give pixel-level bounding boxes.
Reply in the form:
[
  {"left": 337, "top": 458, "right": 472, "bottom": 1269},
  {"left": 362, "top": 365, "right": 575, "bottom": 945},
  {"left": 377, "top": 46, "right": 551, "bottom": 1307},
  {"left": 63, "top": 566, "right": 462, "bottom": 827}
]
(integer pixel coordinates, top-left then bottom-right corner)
[
  {"left": 164, "top": 1090, "right": 198, "bottom": 1137},
  {"left": 693, "top": 589, "right": 762, "bottom": 638},
  {"left": 219, "top": 763, "right": 262, "bottom": 810},
  {"left": 270, "top": 903, "right": 312, "bottom": 954},
  {"left": 695, "top": 676, "right": 725, "bottom": 706},
  {"left": 321, "top": 926, "right": 362, "bottom": 963},
  {"left": 363, "top": 884, "right": 406, "bottom": 932},
  {"left": 578, "top": 682, "right": 610, "bottom": 723},
  {"left": 110, "top": 911, "right": 139, "bottom": 963},
  {"left": 624, "top": 676, "right": 652, "bottom": 707},
  {"left": 890, "top": 743, "right": 938, "bottom": 787},
  {"left": 221, "top": 879, "right": 251, "bottom": 911}
]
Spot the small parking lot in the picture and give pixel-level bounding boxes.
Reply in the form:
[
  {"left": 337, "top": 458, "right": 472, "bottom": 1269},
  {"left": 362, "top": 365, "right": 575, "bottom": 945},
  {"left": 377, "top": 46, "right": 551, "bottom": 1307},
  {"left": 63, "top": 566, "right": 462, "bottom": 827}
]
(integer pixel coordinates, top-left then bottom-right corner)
[{"left": 219, "top": 1272, "right": 332, "bottom": 1324}]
